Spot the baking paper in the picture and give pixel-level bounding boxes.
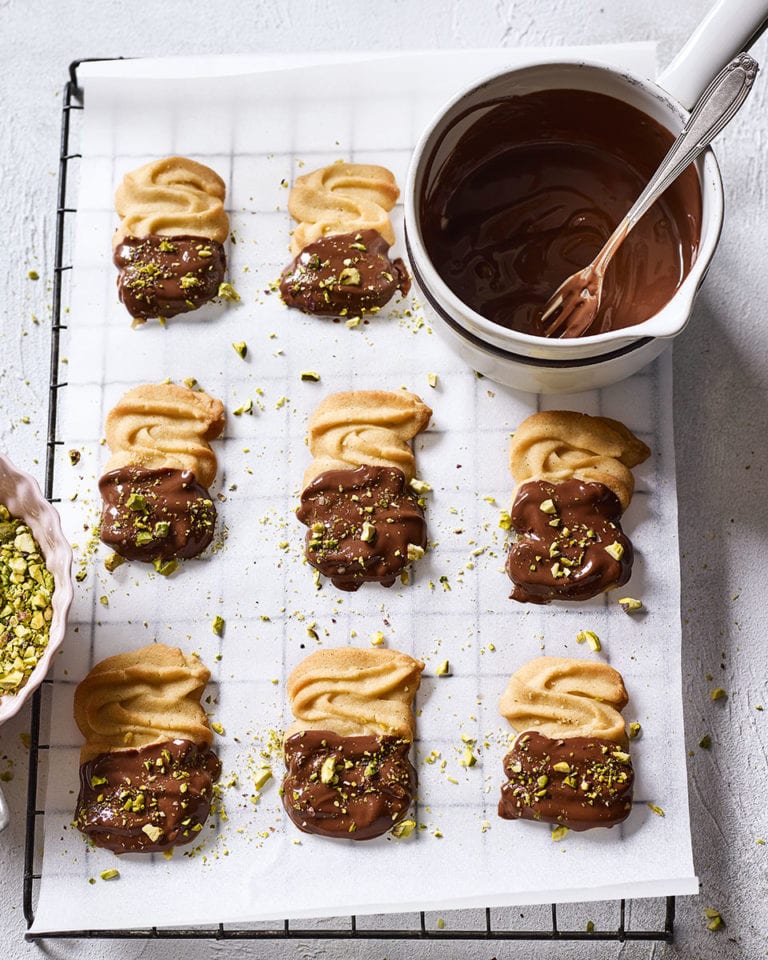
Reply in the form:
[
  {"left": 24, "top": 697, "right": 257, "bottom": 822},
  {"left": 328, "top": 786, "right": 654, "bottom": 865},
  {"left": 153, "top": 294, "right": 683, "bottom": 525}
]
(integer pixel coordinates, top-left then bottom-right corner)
[{"left": 30, "top": 46, "right": 696, "bottom": 934}]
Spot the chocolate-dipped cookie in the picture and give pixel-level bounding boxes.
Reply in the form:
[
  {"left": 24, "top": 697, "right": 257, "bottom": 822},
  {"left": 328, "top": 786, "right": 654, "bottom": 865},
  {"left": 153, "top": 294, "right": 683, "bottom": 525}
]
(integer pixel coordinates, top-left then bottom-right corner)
[
  {"left": 297, "top": 390, "right": 431, "bottom": 590},
  {"left": 498, "top": 657, "right": 633, "bottom": 832},
  {"left": 98, "top": 383, "right": 225, "bottom": 564},
  {"left": 113, "top": 157, "right": 229, "bottom": 324},
  {"left": 505, "top": 411, "right": 649, "bottom": 603},
  {"left": 73, "top": 644, "right": 221, "bottom": 854},
  {"left": 279, "top": 161, "right": 409, "bottom": 318},
  {"left": 282, "top": 647, "right": 423, "bottom": 840}
]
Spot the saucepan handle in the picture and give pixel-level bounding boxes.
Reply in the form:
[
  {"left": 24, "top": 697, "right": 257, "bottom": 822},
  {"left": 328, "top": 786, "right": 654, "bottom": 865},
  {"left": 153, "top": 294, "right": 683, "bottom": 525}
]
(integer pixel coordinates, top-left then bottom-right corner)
[
  {"left": 659, "top": 0, "right": 768, "bottom": 108},
  {"left": 0, "top": 783, "right": 9, "bottom": 832}
]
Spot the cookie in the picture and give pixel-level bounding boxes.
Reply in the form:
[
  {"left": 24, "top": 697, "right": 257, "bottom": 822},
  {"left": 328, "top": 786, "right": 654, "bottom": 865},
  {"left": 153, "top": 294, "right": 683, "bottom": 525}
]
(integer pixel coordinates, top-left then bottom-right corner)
[
  {"left": 73, "top": 643, "right": 221, "bottom": 853},
  {"left": 99, "top": 383, "right": 224, "bottom": 563},
  {"left": 498, "top": 657, "right": 633, "bottom": 831},
  {"left": 282, "top": 647, "right": 423, "bottom": 840},
  {"left": 297, "top": 390, "right": 432, "bottom": 590},
  {"left": 505, "top": 411, "right": 650, "bottom": 603},
  {"left": 279, "top": 161, "right": 410, "bottom": 317},
  {"left": 113, "top": 156, "right": 229, "bottom": 322}
]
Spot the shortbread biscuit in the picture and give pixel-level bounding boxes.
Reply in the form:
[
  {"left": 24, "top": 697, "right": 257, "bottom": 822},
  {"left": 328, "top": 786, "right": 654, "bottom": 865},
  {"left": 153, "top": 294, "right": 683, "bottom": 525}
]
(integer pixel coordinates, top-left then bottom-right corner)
[
  {"left": 288, "top": 161, "right": 399, "bottom": 256},
  {"left": 282, "top": 646, "right": 423, "bottom": 840},
  {"left": 74, "top": 644, "right": 221, "bottom": 853},
  {"left": 509, "top": 411, "right": 649, "bottom": 512},
  {"left": 498, "top": 656, "right": 628, "bottom": 745},
  {"left": 506, "top": 411, "right": 650, "bottom": 603},
  {"left": 104, "top": 383, "right": 225, "bottom": 489},
  {"left": 113, "top": 156, "right": 229, "bottom": 322},
  {"left": 498, "top": 657, "right": 633, "bottom": 831},
  {"left": 286, "top": 646, "right": 424, "bottom": 741},
  {"left": 114, "top": 156, "right": 229, "bottom": 247},
  {"left": 298, "top": 390, "right": 431, "bottom": 590}
]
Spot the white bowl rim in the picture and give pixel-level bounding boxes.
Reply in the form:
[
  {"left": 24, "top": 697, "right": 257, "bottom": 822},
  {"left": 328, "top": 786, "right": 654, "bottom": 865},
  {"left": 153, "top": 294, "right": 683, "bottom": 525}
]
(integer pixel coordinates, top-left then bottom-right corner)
[
  {"left": 404, "top": 56, "right": 725, "bottom": 353},
  {"left": 0, "top": 453, "right": 74, "bottom": 726}
]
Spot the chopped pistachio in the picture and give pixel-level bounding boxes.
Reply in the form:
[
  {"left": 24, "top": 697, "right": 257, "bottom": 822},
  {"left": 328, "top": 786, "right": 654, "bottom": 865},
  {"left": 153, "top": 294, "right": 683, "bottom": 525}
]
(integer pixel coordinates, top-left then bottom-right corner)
[
  {"left": 436, "top": 660, "right": 451, "bottom": 677},
  {"left": 550, "top": 825, "right": 569, "bottom": 841},
  {"left": 537, "top": 774, "right": 549, "bottom": 788},
  {"left": 253, "top": 767, "right": 272, "bottom": 791},
  {"left": 300, "top": 370, "right": 321, "bottom": 382},
  {"left": 699, "top": 734, "right": 712, "bottom": 749},
  {"left": 409, "top": 478, "right": 431, "bottom": 494},
  {"left": 218, "top": 282, "right": 241, "bottom": 302},
  {"left": 427, "top": 373, "right": 438, "bottom": 388},
  {"left": 585, "top": 920, "right": 595, "bottom": 933},
  {"left": 320, "top": 756, "right": 336, "bottom": 784},
  {"left": 338, "top": 266, "right": 361, "bottom": 285},
  {"left": 212, "top": 615, "right": 225, "bottom": 636},
  {"left": 618, "top": 596, "right": 643, "bottom": 613},
  {"left": 406, "top": 543, "right": 425, "bottom": 562},
  {"left": 99, "top": 869, "right": 120, "bottom": 881},
  {"left": 391, "top": 818, "right": 416, "bottom": 839},
  {"left": 28, "top": 270, "right": 39, "bottom": 280},
  {"left": 183, "top": 377, "right": 198, "bottom": 390},
  {"left": 232, "top": 341, "right": 248, "bottom": 359},
  {"left": 152, "top": 558, "right": 178, "bottom": 577},
  {"left": 539, "top": 498, "right": 557, "bottom": 515},
  {"left": 704, "top": 908, "right": 724, "bottom": 931},
  {"left": 141, "top": 823, "right": 163, "bottom": 843},
  {"left": 211, "top": 721, "right": 225, "bottom": 736},
  {"left": 345, "top": 316, "right": 361, "bottom": 328},
  {"left": 629, "top": 722, "right": 642, "bottom": 740},
  {"left": 360, "top": 521, "right": 376, "bottom": 543},
  {"left": 104, "top": 552, "right": 125, "bottom": 573},
  {"left": 99, "top": 595, "right": 109, "bottom": 607},
  {"left": 126, "top": 492, "right": 147, "bottom": 512},
  {"left": 552, "top": 761, "right": 571, "bottom": 774},
  {"left": 459, "top": 747, "right": 477, "bottom": 768},
  {"left": 647, "top": 802, "right": 665, "bottom": 817},
  {"left": 605, "top": 541, "right": 624, "bottom": 561},
  {"left": 576, "top": 629, "right": 601, "bottom": 652},
  {"left": 436, "top": 919, "right": 445, "bottom": 930},
  {"left": 498, "top": 510, "right": 512, "bottom": 531},
  {"left": 370, "top": 631, "right": 385, "bottom": 647},
  {"left": 710, "top": 688, "right": 727, "bottom": 701}
]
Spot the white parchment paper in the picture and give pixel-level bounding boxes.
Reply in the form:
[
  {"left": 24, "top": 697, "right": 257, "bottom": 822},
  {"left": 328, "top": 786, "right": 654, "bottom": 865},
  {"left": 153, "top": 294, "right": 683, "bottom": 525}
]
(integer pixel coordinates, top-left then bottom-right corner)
[{"left": 30, "top": 46, "right": 696, "bottom": 934}]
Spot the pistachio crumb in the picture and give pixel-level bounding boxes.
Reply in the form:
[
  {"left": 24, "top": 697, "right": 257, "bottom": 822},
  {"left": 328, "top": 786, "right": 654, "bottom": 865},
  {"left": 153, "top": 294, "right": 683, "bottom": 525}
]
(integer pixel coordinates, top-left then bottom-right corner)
[
  {"left": 618, "top": 596, "right": 643, "bottom": 613},
  {"left": 605, "top": 541, "right": 624, "bottom": 561},
  {"left": 710, "top": 688, "right": 727, "bottom": 701},
  {"left": 427, "top": 373, "right": 438, "bottom": 388},
  {"left": 370, "top": 631, "right": 385, "bottom": 647},
  {"left": 212, "top": 615, "right": 225, "bottom": 636},
  {"left": 550, "top": 825, "right": 569, "bottom": 841},
  {"left": 436, "top": 660, "right": 451, "bottom": 677},
  {"left": 647, "top": 802, "right": 665, "bottom": 817},
  {"left": 99, "top": 869, "right": 120, "bottom": 881},
  {"left": 300, "top": 370, "right": 321, "bottom": 382},
  {"left": 232, "top": 341, "right": 247, "bottom": 359},
  {"left": 391, "top": 818, "right": 416, "bottom": 838},
  {"left": 218, "top": 282, "right": 241, "bottom": 302}
]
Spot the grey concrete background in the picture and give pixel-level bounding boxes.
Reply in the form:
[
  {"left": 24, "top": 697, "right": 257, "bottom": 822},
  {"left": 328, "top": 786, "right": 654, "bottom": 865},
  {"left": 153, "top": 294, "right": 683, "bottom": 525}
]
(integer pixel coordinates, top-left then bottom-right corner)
[{"left": 0, "top": 1, "right": 766, "bottom": 957}]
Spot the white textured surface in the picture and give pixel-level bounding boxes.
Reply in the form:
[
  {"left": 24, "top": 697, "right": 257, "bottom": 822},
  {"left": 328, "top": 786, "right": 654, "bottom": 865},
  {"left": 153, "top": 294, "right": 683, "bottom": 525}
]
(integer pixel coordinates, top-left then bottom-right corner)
[{"left": 0, "top": 1, "right": 766, "bottom": 958}]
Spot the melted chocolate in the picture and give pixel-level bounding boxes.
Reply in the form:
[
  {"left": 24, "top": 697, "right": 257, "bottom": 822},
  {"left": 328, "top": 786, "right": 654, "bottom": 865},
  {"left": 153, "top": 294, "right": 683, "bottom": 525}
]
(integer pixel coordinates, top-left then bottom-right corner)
[
  {"left": 113, "top": 234, "right": 226, "bottom": 321},
  {"left": 99, "top": 466, "right": 217, "bottom": 562},
  {"left": 279, "top": 229, "right": 410, "bottom": 317},
  {"left": 75, "top": 739, "right": 221, "bottom": 853},
  {"left": 297, "top": 465, "right": 426, "bottom": 591},
  {"left": 420, "top": 90, "right": 701, "bottom": 337},
  {"left": 282, "top": 730, "right": 415, "bottom": 840},
  {"left": 506, "top": 479, "right": 632, "bottom": 603},
  {"left": 499, "top": 730, "right": 633, "bottom": 830}
]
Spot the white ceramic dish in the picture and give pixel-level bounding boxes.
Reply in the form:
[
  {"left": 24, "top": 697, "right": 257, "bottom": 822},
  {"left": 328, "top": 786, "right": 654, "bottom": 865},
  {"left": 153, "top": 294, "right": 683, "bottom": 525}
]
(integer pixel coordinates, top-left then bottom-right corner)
[{"left": 404, "top": 0, "right": 767, "bottom": 392}]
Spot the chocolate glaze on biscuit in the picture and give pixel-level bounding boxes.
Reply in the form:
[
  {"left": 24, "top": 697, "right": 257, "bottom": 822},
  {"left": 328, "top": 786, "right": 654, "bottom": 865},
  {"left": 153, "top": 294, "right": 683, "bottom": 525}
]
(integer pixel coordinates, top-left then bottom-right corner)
[
  {"left": 75, "top": 739, "right": 221, "bottom": 853},
  {"left": 506, "top": 478, "right": 632, "bottom": 603},
  {"left": 99, "top": 466, "right": 217, "bottom": 562},
  {"left": 279, "top": 228, "right": 409, "bottom": 317},
  {"left": 283, "top": 730, "right": 415, "bottom": 840},
  {"left": 499, "top": 730, "right": 633, "bottom": 830},
  {"left": 297, "top": 464, "right": 426, "bottom": 591},
  {"left": 113, "top": 234, "right": 226, "bottom": 321}
]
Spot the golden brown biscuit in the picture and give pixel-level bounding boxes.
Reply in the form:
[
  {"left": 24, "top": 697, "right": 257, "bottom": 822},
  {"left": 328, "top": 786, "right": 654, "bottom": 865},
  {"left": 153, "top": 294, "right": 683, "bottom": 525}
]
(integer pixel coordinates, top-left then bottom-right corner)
[
  {"left": 73, "top": 643, "right": 213, "bottom": 764},
  {"left": 286, "top": 646, "right": 423, "bottom": 741},
  {"left": 104, "top": 383, "right": 225, "bottom": 489},
  {"left": 498, "top": 656, "right": 628, "bottom": 745},
  {"left": 303, "top": 389, "right": 431, "bottom": 488},
  {"left": 114, "top": 156, "right": 229, "bottom": 247},
  {"left": 288, "top": 161, "right": 399, "bottom": 256},
  {"left": 509, "top": 411, "right": 649, "bottom": 512}
]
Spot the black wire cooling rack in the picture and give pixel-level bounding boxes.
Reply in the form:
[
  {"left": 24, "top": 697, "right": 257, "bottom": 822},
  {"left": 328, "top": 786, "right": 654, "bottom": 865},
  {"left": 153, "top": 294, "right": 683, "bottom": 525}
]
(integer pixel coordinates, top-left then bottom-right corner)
[{"left": 23, "top": 58, "right": 676, "bottom": 944}]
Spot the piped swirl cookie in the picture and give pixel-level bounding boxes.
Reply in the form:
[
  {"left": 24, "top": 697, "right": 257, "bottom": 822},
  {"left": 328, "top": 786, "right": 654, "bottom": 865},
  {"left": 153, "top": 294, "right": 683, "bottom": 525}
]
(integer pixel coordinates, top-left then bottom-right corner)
[
  {"left": 113, "top": 156, "right": 230, "bottom": 323},
  {"left": 98, "top": 383, "right": 225, "bottom": 565},
  {"left": 279, "top": 161, "right": 410, "bottom": 318},
  {"left": 74, "top": 644, "right": 221, "bottom": 854},
  {"left": 498, "top": 657, "right": 633, "bottom": 831},
  {"left": 296, "top": 390, "right": 432, "bottom": 591},
  {"left": 282, "top": 647, "right": 423, "bottom": 840},
  {"left": 505, "top": 411, "right": 650, "bottom": 603}
]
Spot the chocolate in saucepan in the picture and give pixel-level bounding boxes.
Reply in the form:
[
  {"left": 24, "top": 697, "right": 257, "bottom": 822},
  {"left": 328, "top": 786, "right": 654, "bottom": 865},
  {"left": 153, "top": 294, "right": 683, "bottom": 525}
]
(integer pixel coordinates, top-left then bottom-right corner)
[
  {"left": 282, "top": 730, "right": 416, "bottom": 840},
  {"left": 420, "top": 90, "right": 702, "bottom": 338},
  {"left": 499, "top": 730, "right": 633, "bottom": 830}
]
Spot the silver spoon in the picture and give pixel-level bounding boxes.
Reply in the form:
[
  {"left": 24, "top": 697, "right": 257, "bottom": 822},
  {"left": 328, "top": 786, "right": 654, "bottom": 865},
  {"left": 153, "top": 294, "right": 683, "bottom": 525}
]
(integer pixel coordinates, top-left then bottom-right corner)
[{"left": 541, "top": 52, "right": 759, "bottom": 338}]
